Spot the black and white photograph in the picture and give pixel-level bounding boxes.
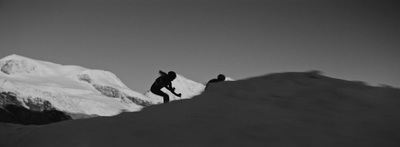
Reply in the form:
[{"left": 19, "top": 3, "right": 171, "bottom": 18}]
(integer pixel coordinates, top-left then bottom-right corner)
[{"left": 0, "top": 0, "right": 399, "bottom": 146}]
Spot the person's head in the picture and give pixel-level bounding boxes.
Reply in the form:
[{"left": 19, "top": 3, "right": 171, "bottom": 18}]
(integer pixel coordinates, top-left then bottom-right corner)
[
  {"left": 168, "top": 71, "right": 177, "bottom": 80},
  {"left": 217, "top": 74, "right": 226, "bottom": 81}
]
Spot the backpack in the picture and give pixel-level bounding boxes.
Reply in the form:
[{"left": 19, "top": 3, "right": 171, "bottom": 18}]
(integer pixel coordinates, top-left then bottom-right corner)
[
  {"left": 159, "top": 70, "right": 167, "bottom": 77},
  {"left": 153, "top": 70, "right": 168, "bottom": 87}
]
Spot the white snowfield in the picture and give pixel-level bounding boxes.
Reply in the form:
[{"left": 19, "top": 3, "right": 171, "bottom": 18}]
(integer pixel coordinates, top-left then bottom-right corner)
[{"left": 0, "top": 54, "right": 207, "bottom": 117}]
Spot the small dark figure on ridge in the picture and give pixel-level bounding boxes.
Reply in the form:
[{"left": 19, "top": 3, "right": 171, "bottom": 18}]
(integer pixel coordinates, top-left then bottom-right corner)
[
  {"left": 151, "top": 70, "right": 182, "bottom": 103},
  {"left": 206, "top": 74, "right": 226, "bottom": 89}
]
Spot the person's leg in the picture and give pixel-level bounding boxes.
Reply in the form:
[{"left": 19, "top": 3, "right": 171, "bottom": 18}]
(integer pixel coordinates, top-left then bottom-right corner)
[
  {"left": 151, "top": 88, "right": 170, "bottom": 103},
  {"left": 162, "top": 93, "right": 169, "bottom": 103}
]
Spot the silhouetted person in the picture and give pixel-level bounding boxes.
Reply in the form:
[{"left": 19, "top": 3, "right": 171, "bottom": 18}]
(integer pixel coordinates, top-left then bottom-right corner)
[
  {"left": 151, "top": 71, "right": 181, "bottom": 103},
  {"left": 206, "top": 74, "right": 226, "bottom": 89}
]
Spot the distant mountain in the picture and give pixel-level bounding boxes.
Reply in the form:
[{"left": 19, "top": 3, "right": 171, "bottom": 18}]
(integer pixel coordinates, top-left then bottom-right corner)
[
  {"left": 1, "top": 71, "right": 399, "bottom": 146},
  {"left": 0, "top": 54, "right": 151, "bottom": 124},
  {"left": 0, "top": 54, "right": 212, "bottom": 124}
]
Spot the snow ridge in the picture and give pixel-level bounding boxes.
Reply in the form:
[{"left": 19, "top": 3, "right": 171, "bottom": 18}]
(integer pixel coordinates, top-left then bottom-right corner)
[
  {"left": 0, "top": 54, "right": 151, "bottom": 117},
  {"left": 0, "top": 54, "right": 213, "bottom": 120}
]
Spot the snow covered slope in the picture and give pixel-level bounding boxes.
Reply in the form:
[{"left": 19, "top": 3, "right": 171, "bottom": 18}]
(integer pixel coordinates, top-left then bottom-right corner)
[
  {"left": 1, "top": 71, "right": 399, "bottom": 146},
  {"left": 0, "top": 54, "right": 151, "bottom": 118},
  {"left": 144, "top": 74, "right": 205, "bottom": 103}
]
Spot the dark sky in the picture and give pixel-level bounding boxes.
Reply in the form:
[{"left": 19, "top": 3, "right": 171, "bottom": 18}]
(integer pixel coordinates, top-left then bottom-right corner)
[{"left": 1, "top": 0, "right": 399, "bottom": 92}]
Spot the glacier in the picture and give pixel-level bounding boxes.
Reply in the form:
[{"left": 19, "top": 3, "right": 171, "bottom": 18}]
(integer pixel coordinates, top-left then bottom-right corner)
[{"left": 0, "top": 54, "right": 206, "bottom": 121}]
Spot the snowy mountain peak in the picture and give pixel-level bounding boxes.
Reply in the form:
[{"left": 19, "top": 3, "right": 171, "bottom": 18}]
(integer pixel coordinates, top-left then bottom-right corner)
[
  {"left": 0, "top": 54, "right": 38, "bottom": 75},
  {"left": 172, "top": 74, "right": 206, "bottom": 96},
  {"left": 0, "top": 55, "right": 127, "bottom": 89},
  {"left": 0, "top": 54, "right": 217, "bottom": 124},
  {"left": 0, "top": 54, "right": 152, "bottom": 119},
  {"left": 0, "top": 54, "right": 84, "bottom": 77},
  {"left": 1, "top": 54, "right": 30, "bottom": 61}
]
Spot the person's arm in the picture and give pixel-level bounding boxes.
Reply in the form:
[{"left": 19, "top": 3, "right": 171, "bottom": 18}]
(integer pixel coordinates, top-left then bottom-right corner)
[
  {"left": 166, "top": 82, "right": 181, "bottom": 97},
  {"left": 171, "top": 90, "right": 182, "bottom": 97},
  {"left": 166, "top": 82, "right": 174, "bottom": 91}
]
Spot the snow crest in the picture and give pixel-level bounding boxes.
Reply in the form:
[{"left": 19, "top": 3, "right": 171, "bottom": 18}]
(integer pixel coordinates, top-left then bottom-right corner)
[
  {"left": 0, "top": 54, "right": 152, "bottom": 117},
  {"left": 0, "top": 54, "right": 221, "bottom": 118}
]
